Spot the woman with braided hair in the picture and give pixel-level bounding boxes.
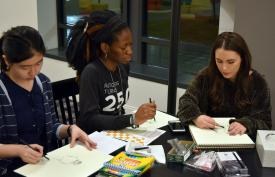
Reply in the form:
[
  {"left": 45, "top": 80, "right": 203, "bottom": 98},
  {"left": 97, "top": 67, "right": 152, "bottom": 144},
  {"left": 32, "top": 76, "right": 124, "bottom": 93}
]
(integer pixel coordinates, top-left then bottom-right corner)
[{"left": 66, "top": 10, "right": 156, "bottom": 133}]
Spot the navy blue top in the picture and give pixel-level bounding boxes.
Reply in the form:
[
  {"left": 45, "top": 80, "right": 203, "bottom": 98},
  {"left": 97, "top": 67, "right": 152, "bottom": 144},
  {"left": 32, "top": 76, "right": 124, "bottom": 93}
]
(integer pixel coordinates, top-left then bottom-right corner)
[
  {"left": 0, "top": 73, "right": 61, "bottom": 176},
  {"left": 1, "top": 73, "right": 47, "bottom": 146},
  {"left": 1, "top": 74, "right": 47, "bottom": 173}
]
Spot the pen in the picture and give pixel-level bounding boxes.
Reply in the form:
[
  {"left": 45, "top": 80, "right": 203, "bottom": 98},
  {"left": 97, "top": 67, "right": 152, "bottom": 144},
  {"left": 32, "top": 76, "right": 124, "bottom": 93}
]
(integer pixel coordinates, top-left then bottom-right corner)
[
  {"left": 149, "top": 98, "right": 156, "bottom": 121},
  {"left": 233, "top": 152, "right": 245, "bottom": 168},
  {"left": 134, "top": 146, "right": 149, "bottom": 151},
  {"left": 19, "top": 138, "right": 50, "bottom": 160}
]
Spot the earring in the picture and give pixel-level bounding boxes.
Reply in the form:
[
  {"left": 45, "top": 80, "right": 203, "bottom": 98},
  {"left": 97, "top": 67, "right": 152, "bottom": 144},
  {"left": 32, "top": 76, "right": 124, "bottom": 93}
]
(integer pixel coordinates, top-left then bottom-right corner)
[{"left": 105, "top": 53, "right": 108, "bottom": 59}]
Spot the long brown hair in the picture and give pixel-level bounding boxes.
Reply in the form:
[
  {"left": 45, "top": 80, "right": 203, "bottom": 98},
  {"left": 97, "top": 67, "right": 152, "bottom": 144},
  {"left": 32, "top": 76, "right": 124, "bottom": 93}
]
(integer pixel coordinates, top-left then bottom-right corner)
[{"left": 206, "top": 32, "right": 252, "bottom": 111}]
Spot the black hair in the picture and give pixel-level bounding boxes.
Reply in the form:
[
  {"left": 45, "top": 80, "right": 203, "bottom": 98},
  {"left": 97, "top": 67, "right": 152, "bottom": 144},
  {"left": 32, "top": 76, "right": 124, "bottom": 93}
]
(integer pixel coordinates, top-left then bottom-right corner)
[
  {"left": 66, "top": 10, "right": 129, "bottom": 77},
  {"left": 0, "top": 26, "right": 46, "bottom": 71}
]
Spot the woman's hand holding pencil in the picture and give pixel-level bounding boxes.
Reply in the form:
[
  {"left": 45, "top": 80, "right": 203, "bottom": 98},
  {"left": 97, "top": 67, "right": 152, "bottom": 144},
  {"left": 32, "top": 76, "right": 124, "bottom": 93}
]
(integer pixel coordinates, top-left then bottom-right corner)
[
  {"left": 134, "top": 99, "right": 157, "bottom": 125},
  {"left": 149, "top": 98, "right": 156, "bottom": 121},
  {"left": 18, "top": 138, "right": 48, "bottom": 164}
]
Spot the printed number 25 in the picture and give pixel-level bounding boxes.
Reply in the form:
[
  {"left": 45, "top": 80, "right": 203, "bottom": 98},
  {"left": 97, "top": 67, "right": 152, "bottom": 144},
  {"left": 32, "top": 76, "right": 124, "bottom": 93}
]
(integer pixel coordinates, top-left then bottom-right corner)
[{"left": 103, "top": 88, "right": 129, "bottom": 112}]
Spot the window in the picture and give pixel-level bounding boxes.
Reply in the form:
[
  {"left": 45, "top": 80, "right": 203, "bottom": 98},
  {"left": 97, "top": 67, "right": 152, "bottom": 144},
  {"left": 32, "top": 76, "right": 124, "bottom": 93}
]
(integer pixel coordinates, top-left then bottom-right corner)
[
  {"left": 141, "top": 0, "right": 219, "bottom": 83},
  {"left": 136, "top": 0, "right": 220, "bottom": 113},
  {"left": 52, "top": 0, "right": 220, "bottom": 114},
  {"left": 56, "top": 0, "right": 126, "bottom": 48}
]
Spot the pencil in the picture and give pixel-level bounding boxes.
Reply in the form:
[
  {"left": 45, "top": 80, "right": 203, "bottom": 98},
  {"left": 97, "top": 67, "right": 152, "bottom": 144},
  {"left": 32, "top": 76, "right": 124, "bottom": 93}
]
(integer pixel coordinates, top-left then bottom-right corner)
[
  {"left": 19, "top": 138, "right": 50, "bottom": 160},
  {"left": 215, "top": 123, "right": 225, "bottom": 128},
  {"left": 149, "top": 98, "right": 156, "bottom": 121}
]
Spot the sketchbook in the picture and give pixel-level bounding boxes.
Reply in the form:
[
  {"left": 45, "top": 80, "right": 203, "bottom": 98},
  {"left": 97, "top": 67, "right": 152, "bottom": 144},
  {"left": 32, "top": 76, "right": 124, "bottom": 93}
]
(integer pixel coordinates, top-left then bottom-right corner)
[
  {"left": 14, "top": 144, "right": 113, "bottom": 177},
  {"left": 189, "top": 118, "right": 255, "bottom": 149}
]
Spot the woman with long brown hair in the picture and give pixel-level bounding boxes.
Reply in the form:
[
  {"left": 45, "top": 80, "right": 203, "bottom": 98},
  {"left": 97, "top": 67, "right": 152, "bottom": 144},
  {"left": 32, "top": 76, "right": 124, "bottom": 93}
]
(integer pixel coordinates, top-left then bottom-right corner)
[{"left": 177, "top": 32, "right": 271, "bottom": 139}]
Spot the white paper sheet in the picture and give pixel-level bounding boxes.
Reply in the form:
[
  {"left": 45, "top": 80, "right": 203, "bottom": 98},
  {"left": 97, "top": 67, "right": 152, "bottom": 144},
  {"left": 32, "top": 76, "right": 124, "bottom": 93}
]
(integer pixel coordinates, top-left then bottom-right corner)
[
  {"left": 137, "top": 110, "right": 179, "bottom": 130},
  {"left": 14, "top": 144, "right": 113, "bottom": 177},
  {"left": 125, "top": 142, "right": 166, "bottom": 164},
  {"left": 89, "top": 131, "right": 127, "bottom": 154}
]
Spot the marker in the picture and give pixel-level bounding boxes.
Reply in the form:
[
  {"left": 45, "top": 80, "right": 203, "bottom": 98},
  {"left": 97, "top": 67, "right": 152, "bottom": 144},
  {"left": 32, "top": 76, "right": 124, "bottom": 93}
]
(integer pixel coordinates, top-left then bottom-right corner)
[
  {"left": 149, "top": 98, "right": 156, "bottom": 121},
  {"left": 19, "top": 138, "right": 50, "bottom": 160}
]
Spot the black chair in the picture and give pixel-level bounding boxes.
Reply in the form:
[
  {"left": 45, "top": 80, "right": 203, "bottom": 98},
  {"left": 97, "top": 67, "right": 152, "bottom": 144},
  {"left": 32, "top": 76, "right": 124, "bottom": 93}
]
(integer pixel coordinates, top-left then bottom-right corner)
[{"left": 51, "top": 77, "right": 79, "bottom": 147}]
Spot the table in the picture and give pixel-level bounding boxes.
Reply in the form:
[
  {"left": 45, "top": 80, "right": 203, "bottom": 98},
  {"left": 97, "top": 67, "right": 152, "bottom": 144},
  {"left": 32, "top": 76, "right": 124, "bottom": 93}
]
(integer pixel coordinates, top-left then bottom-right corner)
[
  {"left": 124, "top": 126, "right": 275, "bottom": 177},
  {"left": 13, "top": 126, "right": 274, "bottom": 177}
]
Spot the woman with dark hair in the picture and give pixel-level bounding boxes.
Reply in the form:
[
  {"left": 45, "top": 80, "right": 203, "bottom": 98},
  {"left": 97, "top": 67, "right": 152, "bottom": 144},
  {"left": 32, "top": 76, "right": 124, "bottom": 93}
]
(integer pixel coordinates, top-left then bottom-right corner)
[
  {"left": 0, "top": 26, "right": 96, "bottom": 176},
  {"left": 177, "top": 32, "right": 271, "bottom": 139},
  {"left": 66, "top": 10, "right": 156, "bottom": 134}
]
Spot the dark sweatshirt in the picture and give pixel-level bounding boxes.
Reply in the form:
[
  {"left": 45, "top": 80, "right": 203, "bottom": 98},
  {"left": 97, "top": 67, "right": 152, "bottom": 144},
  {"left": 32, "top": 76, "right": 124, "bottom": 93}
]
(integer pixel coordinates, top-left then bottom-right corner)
[
  {"left": 177, "top": 69, "right": 272, "bottom": 139},
  {"left": 78, "top": 59, "right": 131, "bottom": 134}
]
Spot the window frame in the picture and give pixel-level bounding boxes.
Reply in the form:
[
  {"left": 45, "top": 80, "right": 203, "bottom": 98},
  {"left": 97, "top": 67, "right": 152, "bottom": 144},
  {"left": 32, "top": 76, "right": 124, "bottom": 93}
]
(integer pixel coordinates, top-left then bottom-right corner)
[{"left": 48, "top": 0, "right": 219, "bottom": 115}]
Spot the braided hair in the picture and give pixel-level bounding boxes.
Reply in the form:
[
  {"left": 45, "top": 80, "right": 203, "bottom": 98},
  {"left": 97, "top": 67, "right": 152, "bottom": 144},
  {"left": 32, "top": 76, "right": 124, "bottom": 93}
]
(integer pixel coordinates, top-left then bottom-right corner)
[{"left": 66, "top": 10, "right": 129, "bottom": 78}]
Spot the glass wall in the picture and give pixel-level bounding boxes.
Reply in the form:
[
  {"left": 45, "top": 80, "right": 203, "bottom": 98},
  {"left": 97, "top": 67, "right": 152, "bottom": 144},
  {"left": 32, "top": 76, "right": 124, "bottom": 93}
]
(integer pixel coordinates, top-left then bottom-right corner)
[
  {"left": 177, "top": 0, "right": 219, "bottom": 80},
  {"left": 142, "top": 0, "right": 219, "bottom": 83},
  {"left": 58, "top": 0, "right": 123, "bottom": 48},
  {"left": 56, "top": 0, "right": 219, "bottom": 81},
  {"left": 55, "top": 0, "right": 220, "bottom": 114}
]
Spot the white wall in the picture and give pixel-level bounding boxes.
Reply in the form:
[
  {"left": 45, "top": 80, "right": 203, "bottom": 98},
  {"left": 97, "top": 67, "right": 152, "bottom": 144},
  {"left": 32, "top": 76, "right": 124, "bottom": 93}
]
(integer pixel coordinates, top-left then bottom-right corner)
[
  {"left": 0, "top": 0, "right": 38, "bottom": 33},
  {"left": 127, "top": 77, "right": 185, "bottom": 113},
  {"left": 41, "top": 57, "right": 76, "bottom": 82},
  {"left": 37, "top": 0, "right": 58, "bottom": 49},
  {"left": 233, "top": 0, "right": 275, "bottom": 129},
  {"left": 219, "top": 0, "right": 236, "bottom": 33},
  {"left": 220, "top": 0, "right": 275, "bottom": 129}
]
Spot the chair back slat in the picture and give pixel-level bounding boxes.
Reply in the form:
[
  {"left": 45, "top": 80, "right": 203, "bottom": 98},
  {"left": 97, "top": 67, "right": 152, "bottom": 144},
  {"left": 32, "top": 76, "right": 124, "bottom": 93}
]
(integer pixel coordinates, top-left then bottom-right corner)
[
  {"left": 72, "top": 96, "right": 79, "bottom": 119},
  {"left": 65, "top": 97, "right": 74, "bottom": 124},
  {"left": 51, "top": 78, "right": 79, "bottom": 147}
]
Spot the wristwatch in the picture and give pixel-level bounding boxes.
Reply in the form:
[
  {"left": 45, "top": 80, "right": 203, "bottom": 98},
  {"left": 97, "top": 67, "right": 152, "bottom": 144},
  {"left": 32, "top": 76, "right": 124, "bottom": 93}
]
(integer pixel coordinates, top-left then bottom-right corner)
[
  {"left": 130, "top": 114, "right": 139, "bottom": 129},
  {"left": 67, "top": 125, "right": 72, "bottom": 137}
]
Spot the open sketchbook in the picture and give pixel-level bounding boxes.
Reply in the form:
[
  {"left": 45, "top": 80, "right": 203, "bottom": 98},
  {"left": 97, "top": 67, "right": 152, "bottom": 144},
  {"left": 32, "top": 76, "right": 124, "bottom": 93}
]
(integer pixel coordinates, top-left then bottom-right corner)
[
  {"left": 14, "top": 144, "right": 113, "bottom": 177},
  {"left": 189, "top": 118, "right": 255, "bottom": 149}
]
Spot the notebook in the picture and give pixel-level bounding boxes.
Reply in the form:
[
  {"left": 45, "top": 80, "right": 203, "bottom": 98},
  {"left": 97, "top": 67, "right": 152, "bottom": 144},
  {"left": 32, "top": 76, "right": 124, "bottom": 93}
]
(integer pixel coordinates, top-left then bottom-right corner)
[{"left": 189, "top": 118, "right": 255, "bottom": 149}]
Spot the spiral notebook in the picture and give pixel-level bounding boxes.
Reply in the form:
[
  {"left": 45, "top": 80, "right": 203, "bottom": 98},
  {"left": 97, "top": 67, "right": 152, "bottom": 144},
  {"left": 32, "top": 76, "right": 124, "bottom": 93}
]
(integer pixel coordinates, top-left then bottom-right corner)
[{"left": 189, "top": 118, "right": 255, "bottom": 149}]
